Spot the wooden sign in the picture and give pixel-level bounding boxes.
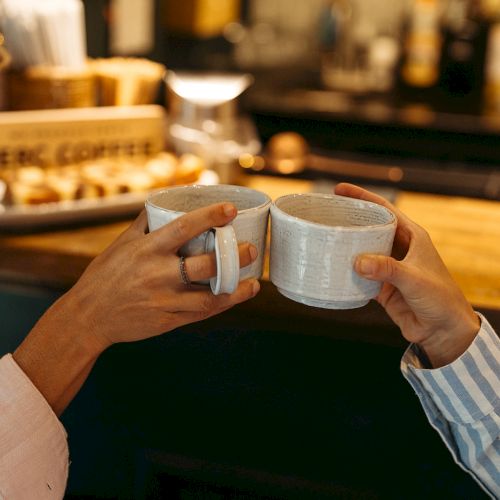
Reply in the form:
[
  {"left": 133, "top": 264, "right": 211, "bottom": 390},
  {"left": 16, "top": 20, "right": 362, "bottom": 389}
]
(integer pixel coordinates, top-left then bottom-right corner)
[{"left": 0, "top": 105, "right": 166, "bottom": 169}]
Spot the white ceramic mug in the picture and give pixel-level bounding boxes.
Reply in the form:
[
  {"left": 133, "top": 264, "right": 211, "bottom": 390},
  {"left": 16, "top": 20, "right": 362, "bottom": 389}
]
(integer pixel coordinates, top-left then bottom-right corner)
[
  {"left": 146, "top": 184, "right": 271, "bottom": 295},
  {"left": 270, "top": 193, "right": 397, "bottom": 309}
]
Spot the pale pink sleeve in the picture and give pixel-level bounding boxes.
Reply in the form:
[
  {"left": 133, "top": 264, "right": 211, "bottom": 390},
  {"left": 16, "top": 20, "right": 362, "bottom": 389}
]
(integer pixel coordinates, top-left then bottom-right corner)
[{"left": 0, "top": 354, "right": 69, "bottom": 499}]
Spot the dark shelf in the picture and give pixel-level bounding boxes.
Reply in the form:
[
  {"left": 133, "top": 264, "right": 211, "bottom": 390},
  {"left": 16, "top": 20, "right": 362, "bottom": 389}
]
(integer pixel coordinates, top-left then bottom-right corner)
[{"left": 242, "top": 70, "right": 500, "bottom": 199}]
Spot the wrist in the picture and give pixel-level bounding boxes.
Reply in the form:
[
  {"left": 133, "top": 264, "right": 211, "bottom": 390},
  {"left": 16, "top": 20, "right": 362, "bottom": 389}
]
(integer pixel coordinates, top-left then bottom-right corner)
[
  {"left": 61, "top": 286, "right": 113, "bottom": 356},
  {"left": 13, "top": 291, "right": 108, "bottom": 415},
  {"left": 418, "top": 310, "right": 481, "bottom": 368}
]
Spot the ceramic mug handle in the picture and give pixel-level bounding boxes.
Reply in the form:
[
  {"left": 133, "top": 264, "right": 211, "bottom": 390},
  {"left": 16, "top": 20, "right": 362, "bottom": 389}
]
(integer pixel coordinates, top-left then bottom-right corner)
[{"left": 205, "top": 226, "right": 240, "bottom": 295}]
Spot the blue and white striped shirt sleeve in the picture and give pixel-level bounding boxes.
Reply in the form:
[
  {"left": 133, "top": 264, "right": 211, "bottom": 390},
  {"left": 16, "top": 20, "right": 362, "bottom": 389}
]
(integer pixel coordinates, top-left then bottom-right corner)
[{"left": 401, "top": 313, "right": 500, "bottom": 499}]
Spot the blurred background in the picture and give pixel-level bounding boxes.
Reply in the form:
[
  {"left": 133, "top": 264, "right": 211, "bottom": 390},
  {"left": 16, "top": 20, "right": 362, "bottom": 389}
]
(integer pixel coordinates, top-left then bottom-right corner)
[
  {"left": 0, "top": 2, "right": 498, "bottom": 499},
  {"left": 78, "top": 0, "right": 500, "bottom": 199},
  {"left": 2, "top": 0, "right": 500, "bottom": 199}
]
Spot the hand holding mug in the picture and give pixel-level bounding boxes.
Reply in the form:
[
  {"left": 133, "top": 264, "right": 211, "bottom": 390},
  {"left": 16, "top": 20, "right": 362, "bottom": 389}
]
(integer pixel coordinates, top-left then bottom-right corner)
[
  {"left": 65, "top": 203, "right": 260, "bottom": 350},
  {"left": 146, "top": 185, "right": 271, "bottom": 295},
  {"left": 335, "top": 183, "right": 480, "bottom": 368},
  {"left": 13, "top": 202, "right": 260, "bottom": 416}
]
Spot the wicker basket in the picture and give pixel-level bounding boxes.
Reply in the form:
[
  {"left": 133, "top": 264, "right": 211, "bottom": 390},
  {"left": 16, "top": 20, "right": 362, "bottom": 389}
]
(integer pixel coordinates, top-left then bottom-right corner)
[{"left": 6, "top": 65, "right": 96, "bottom": 111}]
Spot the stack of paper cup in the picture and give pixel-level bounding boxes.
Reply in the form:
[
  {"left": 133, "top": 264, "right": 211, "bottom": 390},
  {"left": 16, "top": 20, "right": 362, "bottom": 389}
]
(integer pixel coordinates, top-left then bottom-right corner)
[{"left": 92, "top": 58, "right": 166, "bottom": 106}]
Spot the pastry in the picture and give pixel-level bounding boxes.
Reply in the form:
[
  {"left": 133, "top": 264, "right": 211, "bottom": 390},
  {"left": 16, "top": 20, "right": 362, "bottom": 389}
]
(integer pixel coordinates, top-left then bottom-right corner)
[{"left": 0, "top": 151, "right": 205, "bottom": 206}]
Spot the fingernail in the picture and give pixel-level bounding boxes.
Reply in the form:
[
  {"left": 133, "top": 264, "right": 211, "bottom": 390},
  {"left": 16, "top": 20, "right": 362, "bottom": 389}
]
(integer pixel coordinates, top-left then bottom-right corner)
[
  {"left": 251, "top": 280, "right": 260, "bottom": 296},
  {"left": 357, "top": 256, "right": 375, "bottom": 275},
  {"left": 249, "top": 244, "right": 258, "bottom": 260},
  {"left": 223, "top": 203, "right": 236, "bottom": 216}
]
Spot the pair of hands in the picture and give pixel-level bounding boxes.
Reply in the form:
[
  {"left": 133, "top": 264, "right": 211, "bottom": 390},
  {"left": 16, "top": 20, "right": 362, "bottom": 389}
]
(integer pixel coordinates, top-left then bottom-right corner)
[
  {"left": 80, "top": 182, "right": 477, "bottom": 368},
  {"left": 14, "top": 183, "right": 480, "bottom": 415},
  {"left": 72, "top": 183, "right": 479, "bottom": 367}
]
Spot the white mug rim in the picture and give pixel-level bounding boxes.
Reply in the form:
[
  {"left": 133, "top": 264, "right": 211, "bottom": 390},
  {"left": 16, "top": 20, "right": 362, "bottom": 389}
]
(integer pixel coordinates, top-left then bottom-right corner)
[
  {"left": 272, "top": 192, "right": 396, "bottom": 231},
  {"left": 146, "top": 184, "right": 272, "bottom": 215}
]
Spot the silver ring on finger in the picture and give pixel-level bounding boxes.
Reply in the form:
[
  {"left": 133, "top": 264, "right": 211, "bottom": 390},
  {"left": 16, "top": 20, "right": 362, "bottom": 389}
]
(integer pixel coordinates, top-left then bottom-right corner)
[{"left": 179, "top": 256, "right": 191, "bottom": 287}]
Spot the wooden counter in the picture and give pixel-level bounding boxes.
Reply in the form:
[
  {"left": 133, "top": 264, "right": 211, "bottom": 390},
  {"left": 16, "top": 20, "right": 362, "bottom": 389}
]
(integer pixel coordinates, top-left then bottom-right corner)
[{"left": 1, "top": 175, "right": 500, "bottom": 311}]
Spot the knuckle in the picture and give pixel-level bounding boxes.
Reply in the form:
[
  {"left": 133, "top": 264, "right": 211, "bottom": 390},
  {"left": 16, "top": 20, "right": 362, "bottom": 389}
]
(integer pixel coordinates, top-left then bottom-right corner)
[
  {"left": 383, "top": 257, "right": 397, "bottom": 280},
  {"left": 413, "top": 222, "right": 430, "bottom": 240},
  {"left": 132, "top": 210, "right": 147, "bottom": 231},
  {"left": 172, "top": 218, "right": 190, "bottom": 240},
  {"left": 128, "top": 239, "right": 148, "bottom": 261},
  {"left": 422, "top": 229, "right": 434, "bottom": 245},
  {"left": 193, "top": 254, "right": 216, "bottom": 278},
  {"left": 210, "top": 203, "right": 227, "bottom": 222},
  {"left": 193, "top": 310, "right": 209, "bottom": 322},
  {"left": 200, "top": 293, "right": 216, "bottom": 313},
  {"left": 216, "top": 203, "right": 227, "bottom": 216}
]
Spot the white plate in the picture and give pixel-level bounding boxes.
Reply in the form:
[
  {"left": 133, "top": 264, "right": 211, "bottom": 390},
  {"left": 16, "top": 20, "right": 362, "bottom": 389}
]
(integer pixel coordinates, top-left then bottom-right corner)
[{"left": 0, "top": 170, "right": 219, "bottom": 230}]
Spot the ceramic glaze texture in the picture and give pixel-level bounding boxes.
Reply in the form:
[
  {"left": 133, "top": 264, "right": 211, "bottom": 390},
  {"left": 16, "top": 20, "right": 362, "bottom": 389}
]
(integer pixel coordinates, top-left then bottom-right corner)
[
  {"left": 146, "top": 185, "right": 271, "bottom": 282},
  {"left": 270, "top": 193, "right": 396, "bottom": 309}
]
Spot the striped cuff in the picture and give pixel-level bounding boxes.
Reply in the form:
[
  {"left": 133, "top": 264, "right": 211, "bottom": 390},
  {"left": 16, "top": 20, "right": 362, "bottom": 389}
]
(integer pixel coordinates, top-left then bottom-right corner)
[{"left": 401, "top": 313, "right": 500, "bottom": 425}]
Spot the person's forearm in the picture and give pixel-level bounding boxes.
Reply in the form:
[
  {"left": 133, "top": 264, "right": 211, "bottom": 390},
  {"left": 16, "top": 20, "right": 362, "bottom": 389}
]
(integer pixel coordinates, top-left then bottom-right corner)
[
  {"left": 402, "top": 316, "right": 500, "bottom": 498},
  {"left": 13, "top": 291, "right": 105, "bottom": 416}
]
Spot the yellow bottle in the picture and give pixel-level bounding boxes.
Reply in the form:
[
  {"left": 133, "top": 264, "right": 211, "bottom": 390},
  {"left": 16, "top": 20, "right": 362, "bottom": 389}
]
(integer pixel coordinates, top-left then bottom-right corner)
[{"left": 401, "top": 0, "right": 443, "bottom": 88}]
